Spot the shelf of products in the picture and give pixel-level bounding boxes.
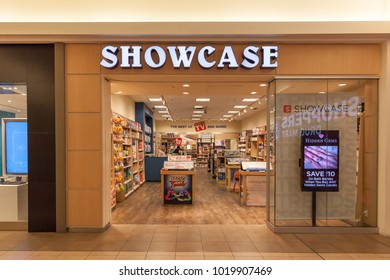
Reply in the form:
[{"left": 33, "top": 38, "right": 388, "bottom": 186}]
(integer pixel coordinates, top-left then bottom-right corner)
[
  {"left": 111, "top": 112, "right": 145, "bottom": 205},
  {"left": 238, "top": 130, "right": 251, "bottom": 157},
  {"left": 250, "top": 126, "right": 267, "bottom": 161},
  {"left": 196, "top": 135, "right": 214, "bottom": 168}
]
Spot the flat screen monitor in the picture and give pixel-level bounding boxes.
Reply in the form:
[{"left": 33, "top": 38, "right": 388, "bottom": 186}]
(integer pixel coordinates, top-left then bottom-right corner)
[
  {"left": 300, "top": 130, "right": 339, "bottom": 192},
  {"left": 2, "top": 118, "right": 28, "bottom": 176}
]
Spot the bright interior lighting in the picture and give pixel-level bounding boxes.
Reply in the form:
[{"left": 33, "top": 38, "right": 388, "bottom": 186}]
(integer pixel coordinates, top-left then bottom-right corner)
[
  {"left": 196, "top": 98, "right": 211, "bottom": 102},
  {"left": 193, "top": 110, "right": 204, "bottom": 114},
  {"left": 148, "top": 97, "right": 162, "bottom": 102},
  {"left": 234, "top": 105, "right": 247, "bottom": 108},
  {"left": 183, "top": 84, "right": 190, "bottom": 87},
  {"left": 194, "top": 105, "right": 203, "bottom": 109},
  {"left": 228, "top": 111, "right": 239, "bottom": 113},
  {"left": 183, "top": 92, "right": 190, "bottom": 95},
  {"left": 242, "top": 98, "right": 258, "bottom": 102},
  {"left": 250, "top": 91, "right": 257, "bottom": 95},
  {"left": 154, "top": 105, "right": 167, "bottom": 109}
]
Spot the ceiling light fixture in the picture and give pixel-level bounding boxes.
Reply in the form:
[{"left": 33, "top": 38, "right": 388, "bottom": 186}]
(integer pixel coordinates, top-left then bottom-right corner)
[
  {"left": 196, "top": 98, "right": 211, "bottom": 102},
  {"left": 338, "top": 83, "right": 347, "bottom": 87},
  {"left": 223, "top": 115, "right": 233, "bottom": 118},
  {"left": 234, "top": 105, "right": 247, "bottom": 109},
  {"left": 114, "top": 91, "right": 123, "bottom": 94},
  {"left": 193, "top": 110, "right": 204, "bottom": 114},
  {"left": 318, "top": 91, "right": 326, "bottom": 94},
  {"left": 228, "top": 111, "right": 239, "bottom": 114},
  {"left": 154, "top": 105, "right": 167, "bottom": 109},
  {"left": 148, "top": 97, "right": 162, "bottom": 102},
  {"left": 192, "top": 115, "right": 202, "bottom": 118},
  {"left": 183, "top": 84, "right": 190, "bottom": 87},
  {"left": 183, "top": 92, "right": 190, "bottom": 95},
  {"left": 250, "top": 91, "right": 257, "bottom": 95},
  {"left": 260, "top": 83, "right": 268, "bottom": 87},
  {"left": 194, "top": 105, "right": 203, "bottom": 109},
  {"left": 242, "top": 98, "right": 258, "bottom": 102},
  {"left": 192, "top": 118, "right": 200, "bottom": 120}
]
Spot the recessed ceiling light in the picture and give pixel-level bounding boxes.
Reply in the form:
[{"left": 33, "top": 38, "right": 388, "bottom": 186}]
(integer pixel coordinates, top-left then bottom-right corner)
[
  {"left": 220, "top": 118, "right": 228, "bottom": 121},
  {"left": 162, "top": 115, "right": 171, "bottom": 118},
  {"left": 21, "top": 93, "right": 27, "bottom": 96},
  {"left": 228, "top": 111, "right": 239, "bottom": 114},
  {"left": 242, "top": 98, "right": 258, "bottom": 102},
  {"left": 193, "top": 110, "right": 204, "bottom": 114},
  {"left": 234, "top": 105, "right": 247, "bottom": 109},
  {"left": 250, "top": 91, "right": 257, "bottom": 95},
  {"left": 338, "top": 83, "right": 347, "bottom": 87},
  {"left": 194, "top": 105, "right": 203, "bottom": 109},
  {"left": 154, "top": 105, "right": 167, "bottom": 109},
  {"left": 7, "top": 100, "right": 12, "bottom": 103},
  {"left": 196, "top": 98, "right": 210, "bottom": 102},
  {"left": 183, "top": 84, "right": 190, "bottom": 87},
  {"left": 183, "top": 92, "right": 190, "bottom": 95},
  {"left": 260, "top": 83, "right": 268, "bottom": 87},
  {"left": 148, "top": 97, "right": 162, "bottom": 102},
  {"left": 318, "top": 91, "right": 326, "bottom": 94},
  {"left": 158, "top": 110, "right": 169, "bottom": 114},
  {"left": 192, "top": 118, "right": 201, "bottom": 120},
  {"left": 223, "top": 115, "right": 233, "bottom": 118},
  {"left": 114, "top": 91, "right": 123, "bottom": 94},
  {"left": 192, "top": 115, "right": 202, "bottom": 117}
]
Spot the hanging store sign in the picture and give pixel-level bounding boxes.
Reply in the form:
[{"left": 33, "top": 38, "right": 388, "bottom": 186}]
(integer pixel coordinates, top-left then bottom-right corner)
[
  {"left": 194, "top": 121, "right": 207, "bottom": 132},
  {"left": 100, "top": 45, "right": 278, "bottom": 70}
]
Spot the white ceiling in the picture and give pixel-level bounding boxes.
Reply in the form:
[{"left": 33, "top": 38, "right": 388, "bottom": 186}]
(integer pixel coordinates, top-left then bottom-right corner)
[{"left": 109, "top": 75, "right": 271, "bottom": 121}]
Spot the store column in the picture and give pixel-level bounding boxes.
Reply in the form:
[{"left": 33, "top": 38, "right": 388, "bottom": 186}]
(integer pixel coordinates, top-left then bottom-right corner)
[
  {"left": 379, "top": 40, "right": 390, "bottom": 236},
  {"left": 66, "top": 44, "right": 110, "bottom": 231}
]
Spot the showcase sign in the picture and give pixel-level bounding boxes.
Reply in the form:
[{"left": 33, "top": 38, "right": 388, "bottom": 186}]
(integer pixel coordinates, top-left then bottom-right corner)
[
  {"left": 300, "top": 130, "right": 339, "bottom": 192},
  {"left": 100, "top": 45, "right": 278, "bottom": 70}
]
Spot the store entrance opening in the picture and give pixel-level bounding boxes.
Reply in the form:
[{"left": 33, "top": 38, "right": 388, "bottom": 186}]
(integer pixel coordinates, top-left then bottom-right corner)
[{"left": 108, "top": 75, "right": 271, "bottom": 225}]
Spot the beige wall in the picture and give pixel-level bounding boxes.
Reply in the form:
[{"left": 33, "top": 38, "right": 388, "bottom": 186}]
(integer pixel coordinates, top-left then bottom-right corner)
[
  {"left": 111, "top": 94, "right": 135, "bottom": 120},
  {"left": 240, "top": 110, "right": 267, "bottom": 131},
  {"left": 155, "top": 120, "right": 241, "bottom": 134}
]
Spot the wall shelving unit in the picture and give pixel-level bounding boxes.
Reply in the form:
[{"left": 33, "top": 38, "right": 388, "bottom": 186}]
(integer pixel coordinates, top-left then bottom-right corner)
[{"left": 111, "top": 112, "right": 145, "bottom": 205}]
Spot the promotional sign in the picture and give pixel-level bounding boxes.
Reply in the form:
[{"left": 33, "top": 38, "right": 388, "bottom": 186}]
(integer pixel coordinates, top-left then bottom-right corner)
[
  {"left": 194, "top": 121, "right": 207, "bottom": 132},
  {"left": 300, "top": 130, "right": 339, "bottom": 192},
  {"left": 173, "top": 137, "right": 182, "bottom": 146},
  {"left": 163, "top": 174, "right": 193, "bottom": 204}
]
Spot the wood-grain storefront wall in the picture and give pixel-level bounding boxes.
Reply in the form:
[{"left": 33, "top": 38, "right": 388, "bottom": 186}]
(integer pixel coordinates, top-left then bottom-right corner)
[{"left": 65, "top": 43, "right": 381, "bottom": 231}]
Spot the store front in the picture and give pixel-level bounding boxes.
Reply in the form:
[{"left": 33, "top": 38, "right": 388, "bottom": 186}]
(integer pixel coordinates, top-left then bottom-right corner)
[{"left": 64, "top": 42, "right": 381, "bottom": 233}]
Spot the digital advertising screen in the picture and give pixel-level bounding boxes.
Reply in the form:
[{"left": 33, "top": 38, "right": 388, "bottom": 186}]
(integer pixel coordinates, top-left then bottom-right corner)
[
  {"left": 3, "top": 119, "right": 28, "bottom": 175},
  {"left": 300, "top": 130, "right": 339, "bottom": 192}
]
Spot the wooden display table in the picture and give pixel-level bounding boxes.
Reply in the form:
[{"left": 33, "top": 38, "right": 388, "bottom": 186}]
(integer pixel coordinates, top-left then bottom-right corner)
[
  {"left": 160, "top": 170, "right": 196, "bottom": 205},
  {"left": 239, "top": 170, "right": 268, "bottom": 206}
]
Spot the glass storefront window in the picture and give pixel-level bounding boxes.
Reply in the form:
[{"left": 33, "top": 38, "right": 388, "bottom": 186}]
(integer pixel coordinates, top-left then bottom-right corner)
[
  {"left": 0, "top": 83, "right": 28, "bottom": 223},
  {"left": 267, "top": 78, "right": 378, "bottom": 229}
]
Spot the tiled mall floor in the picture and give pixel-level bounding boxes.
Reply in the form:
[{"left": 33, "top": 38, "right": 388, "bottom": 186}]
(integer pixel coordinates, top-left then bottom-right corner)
[{"left": 1, "top": 224, "right": 390, "bottom": 260}]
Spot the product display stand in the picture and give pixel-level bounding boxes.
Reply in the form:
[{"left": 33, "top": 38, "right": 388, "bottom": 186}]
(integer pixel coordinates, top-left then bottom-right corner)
[
  {"left": 239, "top": 161, "right": 268, "bottom": 206},
  {"left": 160, "top": 158, "right": 195, "bottom": 205}
]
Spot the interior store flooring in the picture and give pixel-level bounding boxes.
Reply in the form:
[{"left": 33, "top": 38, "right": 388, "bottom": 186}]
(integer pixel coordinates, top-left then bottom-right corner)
[{"left": 111, "top": 167, "right": 265, "bottom": 224}]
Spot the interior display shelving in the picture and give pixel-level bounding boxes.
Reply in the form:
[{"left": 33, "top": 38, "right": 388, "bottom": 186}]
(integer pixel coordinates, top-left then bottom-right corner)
[
  {"left": 111, "top": 112, "right": 145, "bottom": 204},
  {"left": 238, "top": 130, "right": 251, "bottom": 157},
  {"left": 196, "top": 135, "right": 214, "bottom": 167},
  {"left": 250, "top": 126, "right": 267, "bottom": 161}
]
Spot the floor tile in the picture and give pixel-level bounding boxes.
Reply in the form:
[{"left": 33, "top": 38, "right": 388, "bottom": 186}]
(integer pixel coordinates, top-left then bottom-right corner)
[
  {"left": 121, "top": 241, "right": 150, "bottom": 252},
  {"left": 176, "top": 242, "right": 203, "bottom": 252},
  {"left": 228, "top": 241, "right": 259, "bottom": 253},
  {"left": 148, "top": 241, "right": 176, "bottom": 252},
  {"left": 56, "top": 251, "right": 90, "bottom": 260},
  {"left": 153, "top": 232, "right": 177, "bottom": 242},
  {"left": 116, "top": 252, "right": 146, "bottom": 260},
  {"left": 202, "top": 241, "right": 230, "bottom": 252}
]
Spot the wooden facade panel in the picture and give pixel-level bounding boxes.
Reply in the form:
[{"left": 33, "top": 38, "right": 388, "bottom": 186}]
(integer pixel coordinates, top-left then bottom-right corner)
[
  {"left": 67, "top": 189, "right": 103, "bottom": 227},
  {"left": 276, "top": 44, "right": 381, "bottom": 75},
  {"left": 66, "top": 44, "right": 101, "bottom": 74},
  {"left": 67, "top": 113, "right": 102, "bottom": 150},
  {"left": 66, "top": 74, "right": 102, "bottom": 112},
  {"left": 68, "top": 151, "right": 103, "bottom": 190}
]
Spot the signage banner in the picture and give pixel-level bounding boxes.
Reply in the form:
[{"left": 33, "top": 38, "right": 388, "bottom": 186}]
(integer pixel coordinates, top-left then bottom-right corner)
[
  {"left": 300, "top": 130, "right": 339, "bottom": 192},
  {"left": 194, "top": 121, "right": 207, "bottom": 132},
  {"left": 173, "top": 137, "right": 182, "bottom": 146}
]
